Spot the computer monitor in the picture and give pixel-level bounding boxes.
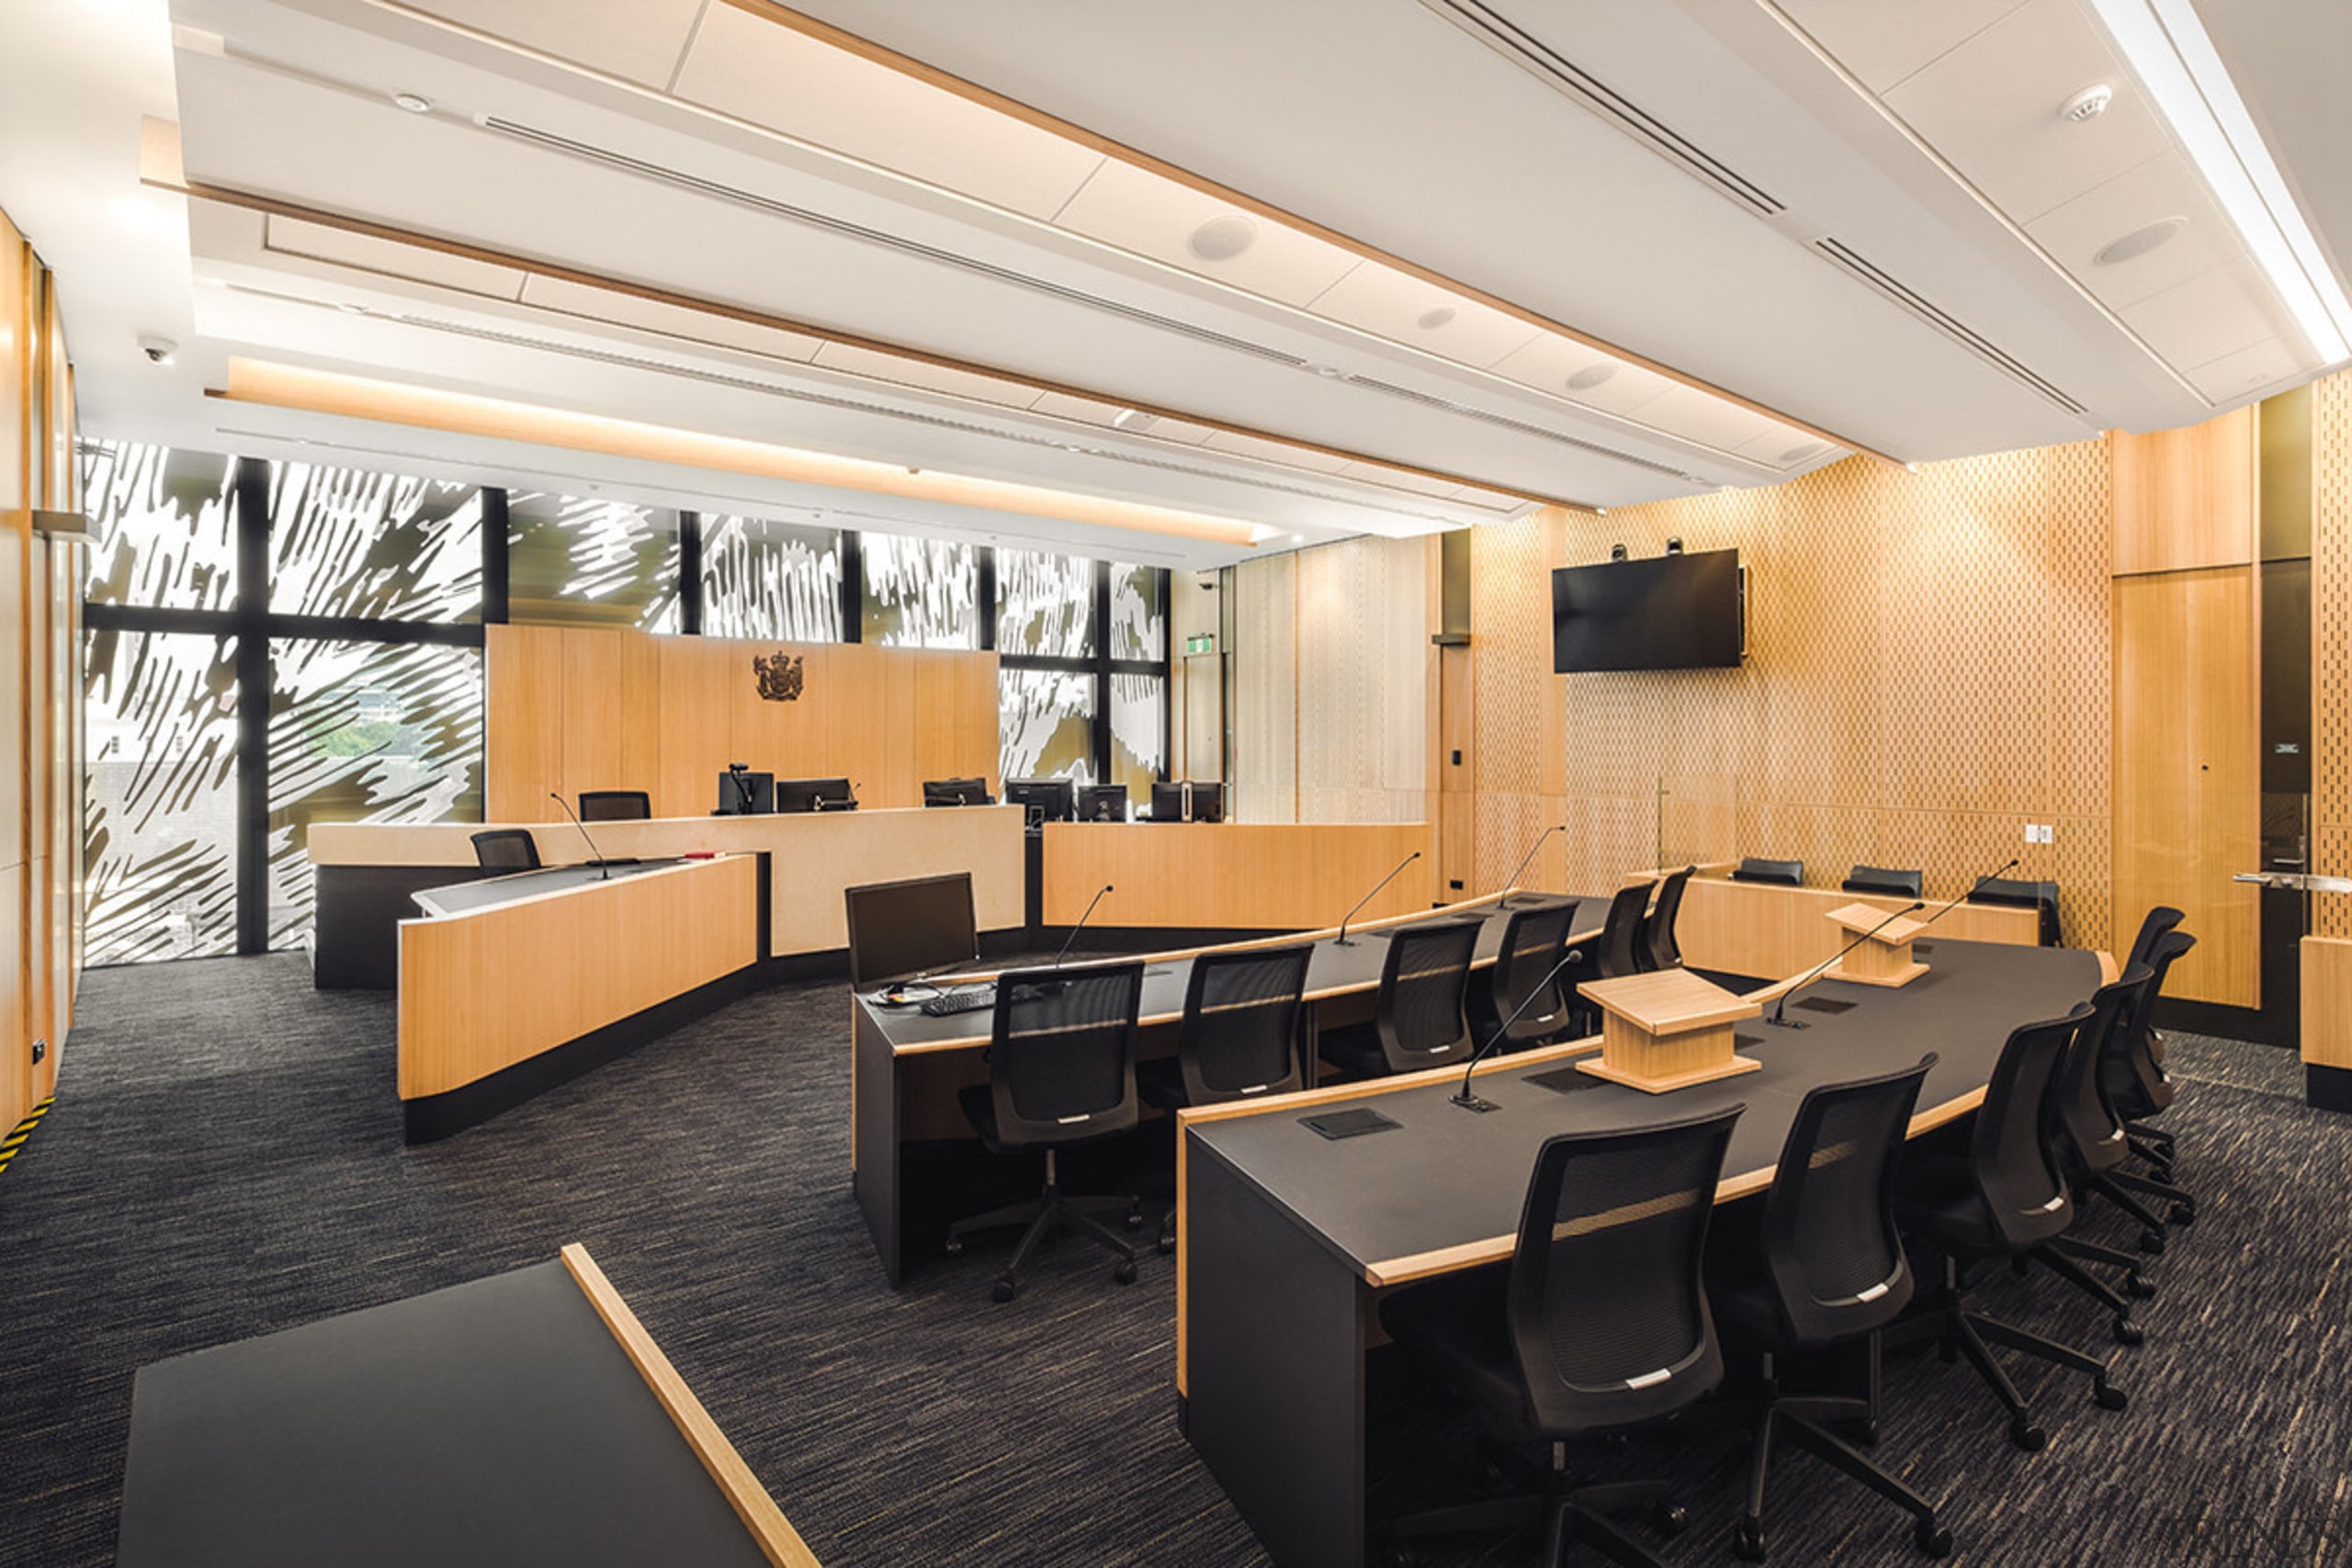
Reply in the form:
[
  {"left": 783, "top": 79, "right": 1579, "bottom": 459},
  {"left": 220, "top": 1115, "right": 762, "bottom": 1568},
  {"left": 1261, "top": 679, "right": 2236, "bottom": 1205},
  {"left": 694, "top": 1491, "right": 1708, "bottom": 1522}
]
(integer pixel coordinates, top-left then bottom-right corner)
[
  {"left": 715, "top": 769, "right": 773, "bottom": 815},
  {"left": 1002, "top": 776, "right": 1074, "bottom": 826},
  {"left": 1074, "top": 784, "right": 1128, "bottom": 823},
  {"left": 1189, "top": 781, "right": 1226, "bottom": 824},
  {"left": 774, "top": 777, "right": 856, "bottom": 814},
  {"left": 1149, "top": 781, "right": 1187, "bottom": 823},
  {"left": 922, "top": 776, "right": 989, "bottom": 807},
  {"left": 843, "top": 872, "right": 978, "bottom": 988}
]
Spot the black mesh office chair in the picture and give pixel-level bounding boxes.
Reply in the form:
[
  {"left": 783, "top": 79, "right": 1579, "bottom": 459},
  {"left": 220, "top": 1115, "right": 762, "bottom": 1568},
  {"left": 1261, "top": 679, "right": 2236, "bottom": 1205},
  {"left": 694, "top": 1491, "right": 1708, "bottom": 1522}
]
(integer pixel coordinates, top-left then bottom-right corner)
[
  {"left": 1843, "top": 865, "right": 1923, "bottom": 898},
  {"left": 922, "top": 776, "right": 994, "bottom": 807},
  {"left": 1732, "top": 858, "right": 1804, "bottom": 886},
  {"left": 1380, "top": 1105, "right": 1744, "bottom": 1567},
  {"left": 2118, "top": 908, "right": 2186, "bottom": 1177},
  {"left": 576, "top": 790, "right": 651, "bottom": 822},
  {"left": 946, "top": 962, "right": 1147, "bottom": 1303},
  {"left": 1965, "top": 876, "right": 2062, "bottom": 945},
  {"left": 1471, "top": 900, "right": 1583, "bottom": 1053},
  {"left": 1317, "top": 918, "right": 1483, "bottom": 1081},
  {"left": 1709, "top": 1056, "right": 1948, "bottom": 1562},
  {"left": 2037, "top": 966, "right": 2161, "bottom": 1344},
  {"left": 1895, "top": 1006, "right": 2127, "bottom": 1450},
  {"left": 1641, "top": 867, "right": 1693, "bottom": 973},
  {"left": 2094, "top": 930, "right": 2198, "bottom": 1248},
  {"left": 469, "top": 829, "right": 539, "bottom": 872},
  {"left": 1600, "top": 881, "right": 1655, "bottom": 979},
  {"left": 1138, "top": 942, "right": 1313, "bottom": 1253}
]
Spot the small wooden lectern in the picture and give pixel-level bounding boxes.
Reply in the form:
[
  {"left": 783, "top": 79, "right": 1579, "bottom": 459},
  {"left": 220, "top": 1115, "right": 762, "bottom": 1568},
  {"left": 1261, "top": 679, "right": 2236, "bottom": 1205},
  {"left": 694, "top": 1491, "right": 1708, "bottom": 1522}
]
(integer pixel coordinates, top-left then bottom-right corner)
[
  {"left": 1825, "top": 901, "right": 1931, "bottom": 987},
  {"left": 1575, "top": 969, "right": 1764, "bottom": 1093}
]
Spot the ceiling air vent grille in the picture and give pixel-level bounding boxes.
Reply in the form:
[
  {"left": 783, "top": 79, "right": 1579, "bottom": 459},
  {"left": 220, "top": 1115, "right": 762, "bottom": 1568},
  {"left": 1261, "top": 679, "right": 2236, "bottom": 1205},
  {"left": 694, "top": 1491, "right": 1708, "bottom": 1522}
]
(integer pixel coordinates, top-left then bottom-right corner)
[
  {"left": 1343, "top": 374, "right": 1702, "bottom": 479},
  {"left": 1813, "top": 240, "right": 2088, "bottom": 415}
]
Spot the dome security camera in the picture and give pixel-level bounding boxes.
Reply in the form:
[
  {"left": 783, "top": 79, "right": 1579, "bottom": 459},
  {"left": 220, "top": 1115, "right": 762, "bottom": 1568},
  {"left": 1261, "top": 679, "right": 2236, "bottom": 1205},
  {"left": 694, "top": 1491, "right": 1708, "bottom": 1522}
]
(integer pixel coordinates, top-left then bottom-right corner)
[{"left": 137, "top": 335, "right": 178, "bottom": 365}]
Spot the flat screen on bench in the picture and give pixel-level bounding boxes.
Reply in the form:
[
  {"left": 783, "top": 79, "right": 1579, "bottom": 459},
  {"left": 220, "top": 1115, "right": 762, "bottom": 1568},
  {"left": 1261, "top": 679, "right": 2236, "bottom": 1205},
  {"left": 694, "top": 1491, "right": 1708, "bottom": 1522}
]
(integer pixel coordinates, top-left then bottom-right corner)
[{"left": 844, "top": 872, "right": 978, "bottom": 988}]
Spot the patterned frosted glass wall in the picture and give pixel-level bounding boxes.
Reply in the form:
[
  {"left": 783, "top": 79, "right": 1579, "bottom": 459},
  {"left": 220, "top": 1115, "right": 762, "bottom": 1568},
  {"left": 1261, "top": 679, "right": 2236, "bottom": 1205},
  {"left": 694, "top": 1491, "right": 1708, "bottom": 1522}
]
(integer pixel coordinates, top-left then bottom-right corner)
[
  {"left": 83, "top": 442, "right": 238, "bottom": 611},
  {"left": 266, "top": 642, "right": 484, "bottom": 950},
  {"left": 702, "top": 513, "right": 841, "bottom": 640},
  {"left": 1110, "top": 563, "right": 1165, "bottom": 661},
  {"left": 1111, "top": 672, "right": 1167, "bottom": 802},
  {"left": 84, "top": 629, "right": 240, "bottom": 964},
  {"left": 508, "top": 491, "right": 680, "bottom": 630},
  {"left": 267, "top": 461, "right": 482, "bottom": 622},
  {"left": 997, "top": 548, "right": 1092, "bottom": 658},
  {"left": 1001, "top": 667, "right": 1094, "bottom": 782},
  {"left": 862, "top": 532, "right": 978, "bottom": 649}
]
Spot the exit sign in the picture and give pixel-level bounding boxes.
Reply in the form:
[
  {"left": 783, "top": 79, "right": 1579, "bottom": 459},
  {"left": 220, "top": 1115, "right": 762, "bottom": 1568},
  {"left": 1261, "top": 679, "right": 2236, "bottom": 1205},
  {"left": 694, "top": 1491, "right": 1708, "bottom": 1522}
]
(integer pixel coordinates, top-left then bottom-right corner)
[{"left": 1185, "top": 633, "right": 1216, "bottom": 655}]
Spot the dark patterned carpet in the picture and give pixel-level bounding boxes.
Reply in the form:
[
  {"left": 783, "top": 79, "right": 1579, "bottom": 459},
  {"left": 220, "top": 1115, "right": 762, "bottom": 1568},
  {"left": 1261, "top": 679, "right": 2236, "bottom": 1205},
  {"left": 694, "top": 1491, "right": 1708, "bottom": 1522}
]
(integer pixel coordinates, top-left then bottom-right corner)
[{"left": 1, "top": 956, "right": 2345, "bottom": 1567}]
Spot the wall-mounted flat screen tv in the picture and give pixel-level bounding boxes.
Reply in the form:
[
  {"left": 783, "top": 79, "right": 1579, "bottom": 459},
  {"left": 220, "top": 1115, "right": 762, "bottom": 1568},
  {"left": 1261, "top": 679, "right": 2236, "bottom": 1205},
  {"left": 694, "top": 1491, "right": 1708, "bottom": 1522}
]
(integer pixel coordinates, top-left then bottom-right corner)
[{"left": 1551, "top": 549, "right": 1744, "bottom": 672}]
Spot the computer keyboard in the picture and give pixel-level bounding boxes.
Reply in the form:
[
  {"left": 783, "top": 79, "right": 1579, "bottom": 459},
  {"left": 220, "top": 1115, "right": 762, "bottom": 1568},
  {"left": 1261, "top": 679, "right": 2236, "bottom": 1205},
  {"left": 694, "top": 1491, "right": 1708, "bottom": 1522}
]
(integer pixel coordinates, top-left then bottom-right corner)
[{"left": 920, "top": 985, "right": 996, "bottom": 1018}]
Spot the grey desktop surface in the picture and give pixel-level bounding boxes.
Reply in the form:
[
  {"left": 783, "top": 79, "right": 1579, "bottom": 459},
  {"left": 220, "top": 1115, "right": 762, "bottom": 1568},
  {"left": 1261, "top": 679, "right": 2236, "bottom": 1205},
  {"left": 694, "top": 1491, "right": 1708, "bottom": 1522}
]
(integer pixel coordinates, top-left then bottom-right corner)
[
  {"left": 861, "top": 895, "right": 1593, "bottom": 1050},
  {"left": 115, "top": 1259, "right": 770, "bottom": 1568},
  {"left": 413, "top": 858, "right": 685, "bottom": 917},
  {"left": 1189, "top": 939, "right": 2102, "bottom": 1278}
]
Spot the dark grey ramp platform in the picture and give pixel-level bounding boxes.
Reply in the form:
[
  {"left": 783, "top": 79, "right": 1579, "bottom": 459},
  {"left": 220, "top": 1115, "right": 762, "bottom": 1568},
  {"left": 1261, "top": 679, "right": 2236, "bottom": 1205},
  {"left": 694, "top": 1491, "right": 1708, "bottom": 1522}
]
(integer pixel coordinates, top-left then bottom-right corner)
[{"left": 117, "top": 1259, "right": 775, "bottom": 1568}]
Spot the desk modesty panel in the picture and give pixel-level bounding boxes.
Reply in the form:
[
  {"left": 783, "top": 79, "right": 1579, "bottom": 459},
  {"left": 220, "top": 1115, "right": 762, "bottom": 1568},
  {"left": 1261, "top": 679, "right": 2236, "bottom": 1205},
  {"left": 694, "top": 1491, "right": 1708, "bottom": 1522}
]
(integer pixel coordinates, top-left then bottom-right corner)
[
  {"left": 1178, "top": 938, "right": 2104, "bottom": 1568},
  {"left": 117, "top": 1245, "right": 820, "bottom": 1568},
  {"left": 1039, "top": 821, "right": 1431, "bottom": 930},
  {"left": 314, "top": 805, "right": 1024, "bottom": 965},
  {"left": 398, "top": 854, "right": 758, "bottom": 1105}
]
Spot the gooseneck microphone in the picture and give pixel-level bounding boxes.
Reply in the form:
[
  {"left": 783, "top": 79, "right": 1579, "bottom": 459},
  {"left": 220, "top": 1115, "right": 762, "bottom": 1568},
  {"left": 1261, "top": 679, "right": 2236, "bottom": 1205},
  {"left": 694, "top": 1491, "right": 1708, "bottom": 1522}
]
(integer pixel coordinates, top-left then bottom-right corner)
[
  {"left": 726, "top": 761, "right": 754, "bottom": 814},
  {"left": 1909, "top": 857, "right": 2022, "bottom": 939},
  {"left": 1052, "top": 885, "right": 1114, "bottom": 970},
  {"left": 1452, "top": 947, "right": 1585, "bottom": 1112},
  {"left": 1764, "top": 900, "right": 1925, "bottom": 1029},
  {"left": 1334, "top": 852, "right": 1422, "bottom": 946},
  {"left": 1497, "top": 825, "right": 1566, "bottom": 910},
  {"left": 549, "top": 792, "right": 612, "bottom": 881}
]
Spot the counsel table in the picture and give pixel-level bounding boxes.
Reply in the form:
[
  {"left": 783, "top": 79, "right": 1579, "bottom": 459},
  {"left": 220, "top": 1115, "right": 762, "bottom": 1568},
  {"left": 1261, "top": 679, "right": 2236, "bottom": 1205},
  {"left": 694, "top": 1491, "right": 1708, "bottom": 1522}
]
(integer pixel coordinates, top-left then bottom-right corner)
[
  {"left": 1179, "top": 937, "right": 2104, "bottom": 1568},
  {"left": 851, "top": 892, "right": 1598, "bottom": 1288}
]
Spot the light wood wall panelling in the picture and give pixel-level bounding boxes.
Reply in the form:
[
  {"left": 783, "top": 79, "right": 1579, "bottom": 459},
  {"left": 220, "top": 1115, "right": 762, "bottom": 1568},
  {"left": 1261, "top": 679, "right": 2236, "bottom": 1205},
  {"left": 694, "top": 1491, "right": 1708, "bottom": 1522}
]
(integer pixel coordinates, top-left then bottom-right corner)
[
  {"left": 398, "top": 855, "right": 758, "bottom": 1100},
  {"left": 2112, "top": 410, "right": 2257, "bottom": 575},
  {"left": 2112, "top": 567, "right": 2260, "bottom": 1006},
  {"left": 2301, "top": 935, "right": 2352, "bottom": 1070},
  {"left": 485, "top": 623, "right": 567, "bottom": 820},
  {"left": 1665, "top": 873, "right": 2041, "bottom": 980},
  {"left": 1231, "top": 553, "right": 1296, "bottom": 826},
  {"left": 2313, "top": 371, "right": 2352, "bottom": 937},
  {"left": 1040, "top": 822, "right": 1430, "bottom": 931},
  {"left": 658, "top": 632, "right": 734, "bottom": 817}
]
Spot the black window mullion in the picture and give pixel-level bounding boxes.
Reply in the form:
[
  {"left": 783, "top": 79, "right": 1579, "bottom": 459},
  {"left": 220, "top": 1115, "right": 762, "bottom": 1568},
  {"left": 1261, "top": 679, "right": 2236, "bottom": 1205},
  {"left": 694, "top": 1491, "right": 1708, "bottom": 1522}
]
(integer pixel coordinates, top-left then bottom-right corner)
[
  {"left": 1157, "top": 567, "right": 1172, "bottom": 784},
  {"left": 234, "top": 458, "right": 271, "bottom": 957},
  {"left": 481, "top": 488, "right": 510, "bottom": 626},
  {"left": 1091, "top": 558, "right": 1113, "bottom": 787},
  {"left": 978, "top": 545, "right": 997, "bottom": 653},
  {"left": 678, "top": 509, "right": 704, "bottom": 636},
  {"left": 840, "top": 529, "right": 864, "bottom": 643}
]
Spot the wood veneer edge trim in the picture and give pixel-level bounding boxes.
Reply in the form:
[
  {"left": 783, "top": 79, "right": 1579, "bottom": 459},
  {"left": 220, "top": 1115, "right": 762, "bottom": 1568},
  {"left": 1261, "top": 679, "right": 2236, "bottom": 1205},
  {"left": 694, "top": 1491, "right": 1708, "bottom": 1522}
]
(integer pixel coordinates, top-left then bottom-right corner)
[{"left": 560, "top": 1244, "right": 823, "bottom": 1568}]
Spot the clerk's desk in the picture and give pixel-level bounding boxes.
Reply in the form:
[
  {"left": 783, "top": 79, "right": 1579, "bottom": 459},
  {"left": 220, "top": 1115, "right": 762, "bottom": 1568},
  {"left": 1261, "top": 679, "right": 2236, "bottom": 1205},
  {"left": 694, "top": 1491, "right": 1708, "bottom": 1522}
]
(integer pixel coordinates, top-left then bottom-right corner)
[
  {"left": 850, "top": 891, "right": 1600, "bottom": 1288},
  {"left": 311, "top": 805, "right": 1026, "bottom": 987},
  {"left": 1177, "top": 936, "right": 2109, "bottom": 1568}
]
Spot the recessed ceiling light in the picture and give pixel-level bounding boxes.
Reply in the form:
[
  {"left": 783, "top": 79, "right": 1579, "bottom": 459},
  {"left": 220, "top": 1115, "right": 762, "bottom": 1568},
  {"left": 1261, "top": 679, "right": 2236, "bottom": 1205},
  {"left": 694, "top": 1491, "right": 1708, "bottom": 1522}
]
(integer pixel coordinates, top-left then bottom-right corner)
[
  {"left": 1416, "top": 305, "right": 1457, "bottom": 331},
  {"left": 391, "top": 92, "right": 434, "bottom": 114},
  {"left": 1565, "top": 363, "right": 1619, "bottom": 392},
  {"left": 1780, "top": 441, "right": 1828, "bottom": 464},
  {"left": 1188, "top": 214, "right": 1259, "bottom": 263},
  {"left": 2093, "top": 215, "right": 2188, "bottom": 266},
  {"left": 1311, "top": 365, "right": 1344, "bottom": 379},
  {"left": 1289, "top": 533, "right": 1306, "bottom": 543},
  {"left": 2060, "top": 84, "right": 2115, "bottom": 122}
]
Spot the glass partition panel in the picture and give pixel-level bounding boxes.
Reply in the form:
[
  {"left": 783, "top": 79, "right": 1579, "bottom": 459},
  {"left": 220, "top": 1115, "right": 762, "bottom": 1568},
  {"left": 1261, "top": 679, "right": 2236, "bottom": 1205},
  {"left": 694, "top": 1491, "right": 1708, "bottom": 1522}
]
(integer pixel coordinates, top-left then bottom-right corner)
[
  {"left": 507, "top": 491, "right": 680, "bottom": 630},
  {"left": 1110, "top": 672, "right": 1165, "bottom": 804},
  {"left": 997, "top": 548, "right": 1092, "bottom": 659},
  {"left": 701, "top": 513, "right": 841, "bottom": 641},
  {"left": 862, "top": 532, "right": 978, "bottom": 649},
  {"left": 266, "top": 460, "right": 483, "bottom": 622},
  {"left": 1109, "top": 562, "right": 1165, "bottom": 662},
  {"left": 1000, "top": 667, "right": 1094, "bottom": 782},
  {"left": 84, "top": 629, "right": 240, "bottom": 964},
  {"left": 81, "top": 442, "right": 238, "bottom": 612}
]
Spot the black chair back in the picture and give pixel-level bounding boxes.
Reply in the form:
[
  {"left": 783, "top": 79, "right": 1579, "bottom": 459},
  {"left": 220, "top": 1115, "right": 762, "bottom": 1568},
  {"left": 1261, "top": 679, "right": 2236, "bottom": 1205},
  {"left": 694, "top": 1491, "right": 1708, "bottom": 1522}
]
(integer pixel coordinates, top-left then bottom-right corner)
[
  {"left": 2105, "top": 930, "right": 2195, "bottom": 1114},
  {"left": 1178, "top": 944, "right": 1312, "bottom": 1103},
  {"left": 1732, "top": 857, "right": 1804, "bottom": 886},
  {"left": 986, "top": 963, "right": 1145, "bottom": 1146},
  {"left": 1967, "top": 876, "right": 2062, "bottom": 945},
  {"left": 1372, "top": 918, "right": 1484, "bottom": 1074},
  {"left": 922, "top": 776, "right": 993, "bottom": 807},
  {"left": 2125, "top": 905, "right": 2187, "bottom": 973},
  {"left": 1969, "top": 1006, "right": 2091, "bottom": 1250},
  {"left": 470, "top": 829, "right": 539, "bottom": 872},
  {"left": 1843, "top": 865, "right": 1923, "bottom": 898},
  {"left": 1760, "top": 1056, "right": 1935, "bottom": 1347},
  {"left": 1486, "top": 901, "right": 1580, "bottom": 1048},
  {"left": 1600, "top": 882, "right": 1654, "bottom": 979},
  {"left": 2048, "top": 966, "right": 2148, "bottom": 1179},
  {"left": 577, "top": 790, "right": 650, "bottom": 822},
  {"left": 1508, "top": 1104, "right": 1743, "bottom": 1431},
  {"left": 1642, "top": 867, "right": 1692, "bottom": 972}
]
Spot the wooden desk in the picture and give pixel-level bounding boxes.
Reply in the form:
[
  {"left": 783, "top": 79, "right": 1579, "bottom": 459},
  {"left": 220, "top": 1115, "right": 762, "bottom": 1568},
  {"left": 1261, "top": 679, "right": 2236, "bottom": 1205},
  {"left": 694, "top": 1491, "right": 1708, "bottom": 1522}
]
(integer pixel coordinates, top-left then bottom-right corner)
[
  {"left": 2298, "top": 935, "right": 2352, "bottom": 1111},
  {"left": 117, "top": 1244, "right": 819, "bottom": 1568},
  {"left": 851, "top": 892, "right": 1600, "bottom": 1287},
  {"left": 1178, "top": 939, "right": 2104, "bottom": 1568},
  {"left": 1656, "top": 872, "right": 2041, "bottom": 980},
  {"left": 311, "top": 805, "right": 1024, "bottom": 986},
  {"left": 1040, "top": 821, "right": 1430, "bottom": 930},
  {"left": 398, "top": 855, "right": 758, "bottom": 1141}
]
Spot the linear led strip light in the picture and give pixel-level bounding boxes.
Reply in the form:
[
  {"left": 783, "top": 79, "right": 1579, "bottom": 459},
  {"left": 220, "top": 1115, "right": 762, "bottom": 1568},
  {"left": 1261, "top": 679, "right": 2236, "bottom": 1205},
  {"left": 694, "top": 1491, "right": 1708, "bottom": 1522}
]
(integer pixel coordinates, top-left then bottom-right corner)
[
  {"left": 211, "top": 357, "right": 1264, "bottom": 547},
  {"left": 2086, "top": 0, "right": 2352, "bottom": 364}
]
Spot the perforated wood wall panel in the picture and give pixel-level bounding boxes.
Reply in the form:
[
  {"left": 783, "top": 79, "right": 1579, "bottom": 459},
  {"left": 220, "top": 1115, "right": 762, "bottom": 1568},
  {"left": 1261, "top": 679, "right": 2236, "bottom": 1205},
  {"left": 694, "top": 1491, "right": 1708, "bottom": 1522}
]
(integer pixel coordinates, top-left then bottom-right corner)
[
  {"left": 1464, "top": 442, "right": 2114, "bottom": 944},
  {"left": 1292, "top": 536, "right": 1430, "bottom": 829},
  {"left": 2314, "top": 371, "right": 2352, "bottom": 936},
  {"left": 1230, "top": 553, "right": 1296, "bottom": 825}
]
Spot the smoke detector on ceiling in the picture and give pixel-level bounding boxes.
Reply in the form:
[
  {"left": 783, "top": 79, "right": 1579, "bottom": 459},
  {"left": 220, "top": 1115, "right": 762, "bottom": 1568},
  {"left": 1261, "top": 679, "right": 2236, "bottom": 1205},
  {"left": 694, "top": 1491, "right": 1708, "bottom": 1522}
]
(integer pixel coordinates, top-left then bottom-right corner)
[{"left": 2060, "top": 84, "right": 2115, "bottom": 123}]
